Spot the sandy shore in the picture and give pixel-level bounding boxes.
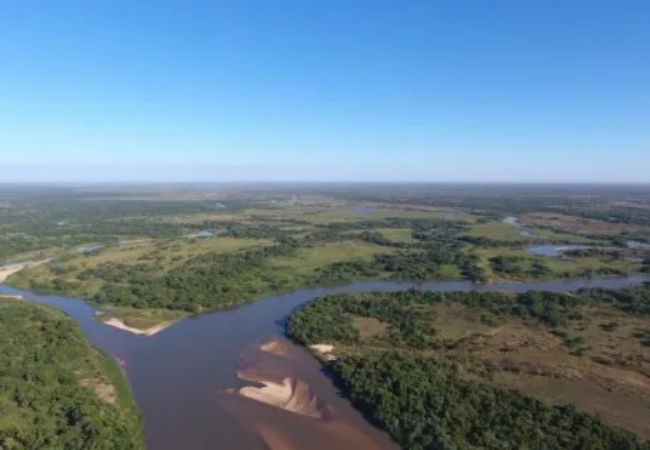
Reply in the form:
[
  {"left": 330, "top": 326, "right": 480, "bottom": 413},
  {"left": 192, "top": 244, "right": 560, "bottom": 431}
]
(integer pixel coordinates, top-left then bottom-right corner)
[
  {"left": 0, "top": 294, "right": 24, "bottom": 300},
  {"left": 310, "top": 344, "right": 336, "bottom": 360},
  {"left": 102, "top": 317, "right": 176, "bottom": 337}
]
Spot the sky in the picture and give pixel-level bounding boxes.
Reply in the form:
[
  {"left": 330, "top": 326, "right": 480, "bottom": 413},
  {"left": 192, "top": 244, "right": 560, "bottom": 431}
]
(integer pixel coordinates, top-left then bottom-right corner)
[{"left": 0, "top": 1, "right": 648, "bottom": 183}]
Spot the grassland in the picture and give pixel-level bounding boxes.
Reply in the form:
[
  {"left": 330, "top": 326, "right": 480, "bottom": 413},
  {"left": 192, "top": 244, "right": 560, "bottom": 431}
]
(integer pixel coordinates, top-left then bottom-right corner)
[
  {"left": 463, "top": 222, "right": 527, "bottom": 240},
  {"left": 377, "top": 227, "right": 417, "bottom": 243},
  {"left": 520, "top": 212, "right": 650, "bottom": 240},
  {"left": 4, "top": 192, "right": 649, "bottom": 329},
  {"left": 9, "top": 236, "right": 271, "bottom": 294},
  {"left": 268, "top": 241, "right": 391, "bottom": 276}
]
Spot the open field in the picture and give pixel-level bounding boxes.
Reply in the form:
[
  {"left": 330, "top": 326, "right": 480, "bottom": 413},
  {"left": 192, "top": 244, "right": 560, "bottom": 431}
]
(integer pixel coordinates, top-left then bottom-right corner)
[
  {"left": 268, "top": 241, "right": 392, "bottom": 275},
  {"left": 463, "top": 222, "right": 527, "bottom": 240},
  {"left": 377, "top": 227, "right": 417, "bottom": 243},
  {"left": 520, "top": 212, "right": 650, "bottom": 240}
]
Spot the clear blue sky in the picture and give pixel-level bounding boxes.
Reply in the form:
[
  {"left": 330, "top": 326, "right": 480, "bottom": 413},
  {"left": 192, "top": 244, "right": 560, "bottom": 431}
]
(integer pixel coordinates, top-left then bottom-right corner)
[{"left": 1, "top": 1, "right": 648, "bottom": 182}]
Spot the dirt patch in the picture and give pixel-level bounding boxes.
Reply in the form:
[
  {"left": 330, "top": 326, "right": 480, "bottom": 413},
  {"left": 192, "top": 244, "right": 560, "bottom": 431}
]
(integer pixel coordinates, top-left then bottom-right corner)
[
  {"left": 505, "top": 374, "right": 650, "bottom": 440},
  {"left": 353, "top": 317, "right": 387, "bottom": 339},
  {"left": 80, "top": 378, "right": 117, "bottom": 404}
]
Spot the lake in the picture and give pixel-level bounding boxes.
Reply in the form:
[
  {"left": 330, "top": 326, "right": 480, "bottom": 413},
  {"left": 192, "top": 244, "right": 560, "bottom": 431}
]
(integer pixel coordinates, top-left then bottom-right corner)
[{"left": 527, "top": 244, "right": 590, "bottom": 257}]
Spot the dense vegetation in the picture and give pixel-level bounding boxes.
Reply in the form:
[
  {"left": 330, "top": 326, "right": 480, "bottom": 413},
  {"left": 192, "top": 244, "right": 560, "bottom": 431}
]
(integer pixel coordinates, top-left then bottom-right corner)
[
  {"left": 288, "top": 284, "right": 650, "bottom": 448},
  {"left": 289, "top": 283, "right": 650, "bottom": 346},
  {"left": 3, "top": 184, "right": 649, "bottom": 322},
  {"left": 0, "top": 300, "right": 143, "bottom": 449},
  {"left": 332, "top": 354, "right": 649, "bottom": 450}
]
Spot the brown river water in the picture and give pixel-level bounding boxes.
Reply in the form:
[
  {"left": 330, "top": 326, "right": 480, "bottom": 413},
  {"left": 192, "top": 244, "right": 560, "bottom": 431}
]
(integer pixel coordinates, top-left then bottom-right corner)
[{"left": 2, "top": 276, "right": 649, "bottom": 450}]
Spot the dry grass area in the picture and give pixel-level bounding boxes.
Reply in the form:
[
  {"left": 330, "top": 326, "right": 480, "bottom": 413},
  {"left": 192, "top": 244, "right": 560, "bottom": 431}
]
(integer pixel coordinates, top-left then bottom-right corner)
[
  {"left": 353, "top": 317, "right": 388, "bottom": 339},
  {"left": 463, "top": 222, "right": 526, "bottom": 240},
  {"left": 520, "top": 212, "right": 650, "bottom": 239},
  {"left": 268, "top": 242, "right": 391, "bottom": 275},
  {"left": 345, "top": 302, "right": 650, "bottom": 439},
  {"left": 377, "top": 228, "right": 417, "bottom": 243},
  {"left": 7, "top": 237, "right": 271, "bottom": 295}
]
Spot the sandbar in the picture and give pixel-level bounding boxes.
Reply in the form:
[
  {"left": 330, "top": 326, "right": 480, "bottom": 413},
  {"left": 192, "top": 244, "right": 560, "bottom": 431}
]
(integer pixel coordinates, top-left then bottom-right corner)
[
  {"left": 238, "top": 373, "right": 322, "bottom": 419},
  {"left": 102, "top": 317, "right": 176, "bottom": 337}
]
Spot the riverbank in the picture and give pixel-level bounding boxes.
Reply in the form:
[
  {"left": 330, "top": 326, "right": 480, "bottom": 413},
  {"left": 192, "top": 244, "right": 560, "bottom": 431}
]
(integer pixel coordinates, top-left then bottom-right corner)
[{"left": 0, "top": 300, "right": 144, "bottom": 448}]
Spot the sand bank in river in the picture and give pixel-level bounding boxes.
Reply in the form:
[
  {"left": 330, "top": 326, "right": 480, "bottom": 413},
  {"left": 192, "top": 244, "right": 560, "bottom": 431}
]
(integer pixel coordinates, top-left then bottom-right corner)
[
  {"left": 260, "top": 339, "right": 291, "bottom": 356},
  {"left": 102, "top": 317, "right": 176, "bottom": 337},
  {"left": 238, "top": 372, "right": 322, "bottom": 419},
  {"left": 219, "top": 338, "right": 398, "bottom": 450}
]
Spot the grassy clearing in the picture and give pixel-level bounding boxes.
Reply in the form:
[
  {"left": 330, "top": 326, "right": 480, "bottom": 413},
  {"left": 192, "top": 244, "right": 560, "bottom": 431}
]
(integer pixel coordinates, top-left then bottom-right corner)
[
  {"left": 158, "top": 212, "right": 251, "bottom": 223},
  {"left": 268, "top": 241, "right": 391, "bottom": 275},
  {"left": 474, "top": 247, "right": 533, "bottom": 280},
  {"left": 377, "top": 227, "right": 417, "bottom": 243},
  {"left": 544, "top": 255, "right": 642, "bottom": 276},
  {"left": 521, "top": 212, "right": 650, "bottom": 238},
  {"left": 353, "top": 317, "right": 388, "bottom": 339},
  {"left": 298, "top": 205, "right": 464, "bottom": 224},
  {"left": 464, "top": 222, "right": 526, "bottom": 240}
]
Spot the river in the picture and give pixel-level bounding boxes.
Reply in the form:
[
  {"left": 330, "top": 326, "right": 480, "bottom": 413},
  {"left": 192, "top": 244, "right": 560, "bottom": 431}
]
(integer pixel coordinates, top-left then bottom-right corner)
[{"left": 2, "top": 275, "right": 650, "bottom": 450}]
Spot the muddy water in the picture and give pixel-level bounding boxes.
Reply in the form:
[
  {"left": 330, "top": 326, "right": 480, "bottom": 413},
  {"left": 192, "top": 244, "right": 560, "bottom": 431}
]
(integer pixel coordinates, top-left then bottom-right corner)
[{"left": 2, "top": 276, "right": 650, "bottom": 450}]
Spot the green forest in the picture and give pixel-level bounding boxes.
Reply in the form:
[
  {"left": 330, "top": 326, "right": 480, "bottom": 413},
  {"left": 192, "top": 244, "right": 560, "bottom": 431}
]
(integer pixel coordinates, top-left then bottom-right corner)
[
  {"left": 0, "top": 299, "right": 143, "bottom": 449},
  {"left": 287, "top": 284, "right": 650, "bottom": 449},
  {"left": 333, "top": 354, "right": 649, "bottom": 450}
]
